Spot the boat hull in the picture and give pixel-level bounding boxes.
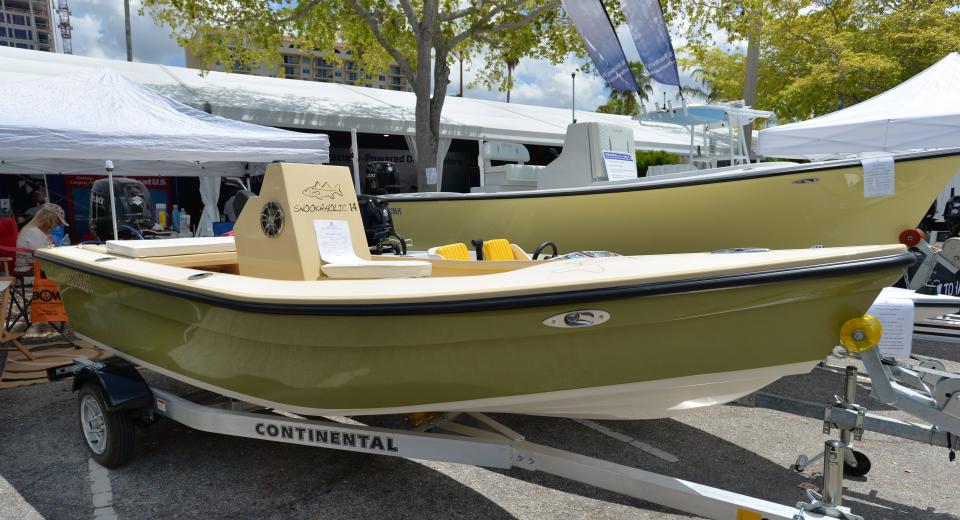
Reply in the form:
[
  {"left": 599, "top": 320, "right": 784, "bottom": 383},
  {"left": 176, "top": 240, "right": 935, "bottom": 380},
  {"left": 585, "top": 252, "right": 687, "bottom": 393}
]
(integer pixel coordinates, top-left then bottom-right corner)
[
  {"left": 42, "top": 260, "right": 903, "bottom": 419},
  {"left": 388, "top": 151, "right": 960, "bottom": 254}
]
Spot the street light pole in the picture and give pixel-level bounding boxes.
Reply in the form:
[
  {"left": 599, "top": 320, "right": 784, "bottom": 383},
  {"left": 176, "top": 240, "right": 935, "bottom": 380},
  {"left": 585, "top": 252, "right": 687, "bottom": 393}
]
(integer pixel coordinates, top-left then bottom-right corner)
[
  {"left": 571, "top": 72, "right": 576, "bottom": 124},
  {"left": 123, "top": 0, "right": 133, "bottom": 61}
]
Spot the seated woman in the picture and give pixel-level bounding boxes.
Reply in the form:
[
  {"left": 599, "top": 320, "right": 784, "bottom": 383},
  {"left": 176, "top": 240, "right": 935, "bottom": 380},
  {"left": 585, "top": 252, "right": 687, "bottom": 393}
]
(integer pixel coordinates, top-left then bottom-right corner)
[{"left": 16, "top": 203, "right": 69, "bottom": 274}]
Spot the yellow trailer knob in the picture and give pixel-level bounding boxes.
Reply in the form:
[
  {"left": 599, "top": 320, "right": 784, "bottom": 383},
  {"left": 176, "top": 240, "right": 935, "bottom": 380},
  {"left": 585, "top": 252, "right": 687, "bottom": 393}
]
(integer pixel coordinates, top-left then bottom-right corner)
[{"left": 839, "top": 314, "right": 883, "bottom": 352}]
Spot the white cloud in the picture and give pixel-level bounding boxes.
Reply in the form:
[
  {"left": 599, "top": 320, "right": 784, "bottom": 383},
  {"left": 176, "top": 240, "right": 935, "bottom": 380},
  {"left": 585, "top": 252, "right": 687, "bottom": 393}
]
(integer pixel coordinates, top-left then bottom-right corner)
[
  {"left": 449, "top": 53, "right": 608, "bottom": 111},
  {"left": 67, "top": 0, "right": 184, "bottom": 65}
]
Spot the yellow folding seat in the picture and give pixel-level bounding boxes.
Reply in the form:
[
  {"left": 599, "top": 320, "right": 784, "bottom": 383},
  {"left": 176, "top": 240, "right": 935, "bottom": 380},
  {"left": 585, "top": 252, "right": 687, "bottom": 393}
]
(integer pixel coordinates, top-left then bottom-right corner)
[
  {"left": 482, "top": 239, "right": 515, "bottom": 261},
  {"left": 431, "top": 243, "right": 471, "bottom": 260}
]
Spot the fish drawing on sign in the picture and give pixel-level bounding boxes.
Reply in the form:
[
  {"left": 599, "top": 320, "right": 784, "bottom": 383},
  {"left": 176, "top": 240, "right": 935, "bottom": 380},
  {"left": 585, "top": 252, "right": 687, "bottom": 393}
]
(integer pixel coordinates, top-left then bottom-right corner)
[{"left": 303, "top": 181, "right": 343, "bottom": 200}]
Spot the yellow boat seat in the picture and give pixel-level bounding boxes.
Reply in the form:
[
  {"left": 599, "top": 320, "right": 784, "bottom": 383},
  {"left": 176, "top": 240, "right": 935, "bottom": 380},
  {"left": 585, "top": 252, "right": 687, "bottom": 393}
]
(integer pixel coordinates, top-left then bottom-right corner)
[
  {"left": 482, "top": 239, "right": 515, "bottom": 261},
  {"left": 429, "top": 240, "right": 529, "bottom": 261},
  {"left": 430, "top": 243, "right": 472, "bottom": 260}
]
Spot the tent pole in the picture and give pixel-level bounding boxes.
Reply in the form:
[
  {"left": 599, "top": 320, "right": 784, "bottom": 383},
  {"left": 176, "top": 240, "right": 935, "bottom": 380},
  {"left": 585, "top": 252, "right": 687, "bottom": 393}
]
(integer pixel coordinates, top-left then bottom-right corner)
[
  {"left": 727, "top": 116, "right": 735, "bottom": 166},
  {"left": 43, "top": 174, "right": 50, "bottom": 202},
  {"left": 105, "top": 161, "right": 119, "bottom": 241},
  {"left": 478, "top": 140, "right": 485, "bottom": 187},
  {"left": 350, "top": 129, "right": 361, "bottom": 195},
  {"left": 688, "top": 126, "right": 695, "bottom": 167}
]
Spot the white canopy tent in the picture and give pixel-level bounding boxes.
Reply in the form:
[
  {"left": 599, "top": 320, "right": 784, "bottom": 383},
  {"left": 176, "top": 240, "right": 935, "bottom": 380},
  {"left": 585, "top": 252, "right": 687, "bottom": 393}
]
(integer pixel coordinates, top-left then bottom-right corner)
[
  {"left": 758, "top": 53, "right": 960, "bottom": 158},
  {"left": 0, "top": 46, "right": 697, "bottom": 181},
  {"left": 0, "top": 69, "right": 329, "bottom": 238}
]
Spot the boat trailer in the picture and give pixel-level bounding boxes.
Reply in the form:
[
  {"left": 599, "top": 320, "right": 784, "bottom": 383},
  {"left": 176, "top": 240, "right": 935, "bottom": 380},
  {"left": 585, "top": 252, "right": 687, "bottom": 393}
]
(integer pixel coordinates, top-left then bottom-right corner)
[
  {"left": 54, "top": 355, "right": 849, "bottom": 520},
  {"left": 740, "top": 348, "right": 960, "bottom": 478},
  {"left": 52, "top": 316, "right": 960, "bottom": 520}
]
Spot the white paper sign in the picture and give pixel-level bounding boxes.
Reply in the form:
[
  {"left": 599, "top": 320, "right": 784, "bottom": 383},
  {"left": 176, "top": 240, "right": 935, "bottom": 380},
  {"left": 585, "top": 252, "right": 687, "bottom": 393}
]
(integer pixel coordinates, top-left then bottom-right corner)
[
  {"left": 425, "top": 167, "right": 438, "bottom": 185},
  {"left": 602, "top": 150, "right": 638, "bottom": 181},
  {"left": 867, "top": 297, "right": 914, "bottom": 358},
  {"left": 313, "top": 219, "right": 359, "bottom": 263},
  {"left": 861, "top": 155, "right": 895, "bottom": 198}
]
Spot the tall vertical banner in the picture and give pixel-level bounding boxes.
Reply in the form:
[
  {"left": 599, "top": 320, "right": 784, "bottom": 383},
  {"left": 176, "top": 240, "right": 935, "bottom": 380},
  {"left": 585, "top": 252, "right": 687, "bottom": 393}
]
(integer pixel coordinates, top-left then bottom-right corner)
[
  {"left": 562, "top": 0, "right": 639, "bottom": 92},
  {"left": 622, "top": 0, "right": 681, "bottom": 86}
]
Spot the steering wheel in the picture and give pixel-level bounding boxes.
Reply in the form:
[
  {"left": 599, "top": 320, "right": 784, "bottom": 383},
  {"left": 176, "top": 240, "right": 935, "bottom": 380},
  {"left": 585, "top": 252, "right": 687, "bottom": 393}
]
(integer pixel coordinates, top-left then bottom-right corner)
[{"left": 532, "top": 241, "right": 558, "bottom": 260}]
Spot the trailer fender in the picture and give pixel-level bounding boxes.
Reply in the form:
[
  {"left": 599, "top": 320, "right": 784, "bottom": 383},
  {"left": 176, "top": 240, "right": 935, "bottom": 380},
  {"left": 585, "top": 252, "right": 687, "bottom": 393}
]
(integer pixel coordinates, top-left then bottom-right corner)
[{"left": 71, "top": 357, "right": 153, "bottom": 413}]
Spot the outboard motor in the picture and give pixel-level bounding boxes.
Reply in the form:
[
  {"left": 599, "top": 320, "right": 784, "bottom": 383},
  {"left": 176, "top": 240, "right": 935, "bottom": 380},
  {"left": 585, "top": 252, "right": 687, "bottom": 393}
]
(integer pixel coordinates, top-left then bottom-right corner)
[
  {"left": 89, "top": 178, "right": 156, "bottom": 241},
  {"left": 357, "top": 195, "right": 406, "bottom": 255},
  {"left": 364, "top": 161, "right": 400, "bottom": 194},
  {"left": 944, "top": 196, "right": 960, "bottom": 238}
]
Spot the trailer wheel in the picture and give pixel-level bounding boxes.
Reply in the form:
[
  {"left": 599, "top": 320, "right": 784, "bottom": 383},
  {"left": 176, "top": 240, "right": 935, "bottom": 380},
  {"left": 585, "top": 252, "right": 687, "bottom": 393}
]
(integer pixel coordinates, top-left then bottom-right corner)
[
  {"left": 843, "top": 449, "right": 871, "bottom": 477},
  {"left": 78, "top": 382, "right": 136, "bottom": 468}
]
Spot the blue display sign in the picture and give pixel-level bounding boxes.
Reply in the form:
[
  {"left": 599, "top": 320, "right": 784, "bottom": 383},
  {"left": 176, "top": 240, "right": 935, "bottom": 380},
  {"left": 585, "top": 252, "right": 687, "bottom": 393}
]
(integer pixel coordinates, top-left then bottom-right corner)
[
  {"left": 622, "top": 0, "right": 681, "bottom": 86},
  {"left": 562, "top": 0, "right": 639, "bottom": 92}
]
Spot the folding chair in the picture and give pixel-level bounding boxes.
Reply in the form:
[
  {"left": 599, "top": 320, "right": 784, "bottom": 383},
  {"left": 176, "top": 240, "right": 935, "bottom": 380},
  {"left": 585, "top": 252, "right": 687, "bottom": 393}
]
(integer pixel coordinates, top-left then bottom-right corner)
[
  {"left": 0, "top": 245, "right": 34, "bottom": 331},
  {"left": 0, "top": 276, "right": 35, "bottom": 360}
]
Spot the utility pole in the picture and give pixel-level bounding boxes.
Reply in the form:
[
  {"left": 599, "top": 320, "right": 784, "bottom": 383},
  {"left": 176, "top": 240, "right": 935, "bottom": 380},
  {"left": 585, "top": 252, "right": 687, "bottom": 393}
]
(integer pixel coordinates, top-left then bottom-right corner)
[
  {"left": 123, "top": 0, "right": 133, "bottom": 61},
  {"left": 571, "top": 72, "right": 576, "bottom": 123},
  {"left": 458, "top": 51, "right": 464, "bottom": 97}
]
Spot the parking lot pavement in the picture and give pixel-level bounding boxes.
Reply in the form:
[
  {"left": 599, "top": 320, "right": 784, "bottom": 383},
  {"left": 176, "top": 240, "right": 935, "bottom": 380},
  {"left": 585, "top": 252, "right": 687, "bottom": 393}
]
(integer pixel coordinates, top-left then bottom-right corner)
[{"left": 1, "top": 339, "right": 958, "bottom": 520}]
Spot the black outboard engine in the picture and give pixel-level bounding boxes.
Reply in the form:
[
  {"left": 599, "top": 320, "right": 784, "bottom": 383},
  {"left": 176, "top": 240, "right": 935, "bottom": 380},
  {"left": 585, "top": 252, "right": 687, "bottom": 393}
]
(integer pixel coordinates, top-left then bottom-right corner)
[
  {"left": 944, "top": 196, "right": 960, "bottom": 238},
  {"left": 357, "top": 195, "right": 406, "bottom": 255},
  {"left": 364, "top": 161, "right": 400, "bottom": 194},
  {"left": 89, "top": 178, "right": 156, "bottom": 241}
]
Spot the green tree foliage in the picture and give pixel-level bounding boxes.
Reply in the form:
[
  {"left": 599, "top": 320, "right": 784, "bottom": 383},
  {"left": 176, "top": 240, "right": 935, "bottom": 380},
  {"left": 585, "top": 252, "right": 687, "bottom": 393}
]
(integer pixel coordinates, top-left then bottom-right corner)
[
  {"left": 635, "top": 150, "right": 683, "bottom": 176},
  {"left": 663, "top": 0, "right": 960, "bottom": 122},
  {"left": 595, "top": 62, "right": 654, "bottom": 115},
  {"left": 143, "top": 0, "right": 587, "bottom": 188}
]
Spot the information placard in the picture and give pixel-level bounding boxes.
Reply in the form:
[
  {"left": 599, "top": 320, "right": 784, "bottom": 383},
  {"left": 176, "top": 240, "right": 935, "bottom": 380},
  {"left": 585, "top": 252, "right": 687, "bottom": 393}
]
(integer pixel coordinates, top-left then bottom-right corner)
[
  {"left": 862, "top": 155, "right": 895, "bottom": 198},
  {"left": 867, "top": 297, "right": 914, "bottom": 358},
  {"left": 314, "top": 219, "right": 359, "bottom": 263},
  {"left": 602, "top": 150, "right": 638, "bottom": 181}
]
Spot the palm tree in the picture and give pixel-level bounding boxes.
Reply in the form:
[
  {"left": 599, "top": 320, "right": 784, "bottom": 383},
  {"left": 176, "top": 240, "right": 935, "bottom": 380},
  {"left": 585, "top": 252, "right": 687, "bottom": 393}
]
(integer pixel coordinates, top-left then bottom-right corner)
[
  {"left": 681, "top": 66, "right": 715, "bottom": 102},
  {"left": 505, "top": 57, "right": 519, "bottom": 103},
  {"left": 595, "top": 62, "right": 654, "bottom": 115}
]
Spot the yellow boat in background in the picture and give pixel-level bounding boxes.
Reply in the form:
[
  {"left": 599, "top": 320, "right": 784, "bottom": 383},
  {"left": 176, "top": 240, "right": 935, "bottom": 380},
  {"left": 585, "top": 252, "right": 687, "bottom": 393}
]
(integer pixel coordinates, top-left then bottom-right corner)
[{"left": 386, "top": 149, "right": 960, "bottom": 254}]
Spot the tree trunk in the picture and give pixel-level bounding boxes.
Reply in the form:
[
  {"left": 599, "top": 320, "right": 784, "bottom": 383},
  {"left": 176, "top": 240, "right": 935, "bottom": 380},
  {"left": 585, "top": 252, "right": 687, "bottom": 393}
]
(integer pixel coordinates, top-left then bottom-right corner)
[
  {"left": 411, "top": 40, "right": 452, "bottom": 190},
  {"left": 413, "top": 80, "right": 437, "bottom": 189},
  {"left": 741, "top": 20, "right": 761, "bottom": 159}
]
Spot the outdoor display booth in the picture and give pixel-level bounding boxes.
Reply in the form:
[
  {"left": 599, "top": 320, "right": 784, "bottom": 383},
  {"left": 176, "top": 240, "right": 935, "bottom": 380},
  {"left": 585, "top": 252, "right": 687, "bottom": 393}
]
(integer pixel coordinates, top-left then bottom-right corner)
[{"left": 0, "top": 69, "right": 329, "bottom": 239}]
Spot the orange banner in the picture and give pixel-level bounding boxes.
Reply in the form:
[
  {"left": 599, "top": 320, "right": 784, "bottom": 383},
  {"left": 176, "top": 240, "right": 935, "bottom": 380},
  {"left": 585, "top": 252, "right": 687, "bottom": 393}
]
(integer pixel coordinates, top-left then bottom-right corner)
[{"left": 31, "top": 259, "right": 69, "bottom": 323}]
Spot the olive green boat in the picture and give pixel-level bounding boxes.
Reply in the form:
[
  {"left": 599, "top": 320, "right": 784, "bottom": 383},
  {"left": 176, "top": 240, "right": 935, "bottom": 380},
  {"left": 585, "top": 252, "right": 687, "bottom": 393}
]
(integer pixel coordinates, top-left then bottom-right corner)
[
  {"left": 37, "top": 164, "right": 913, "bottom": 420},
  {"left": 385, "top": 148, "right": 960, "bottom": 255}
]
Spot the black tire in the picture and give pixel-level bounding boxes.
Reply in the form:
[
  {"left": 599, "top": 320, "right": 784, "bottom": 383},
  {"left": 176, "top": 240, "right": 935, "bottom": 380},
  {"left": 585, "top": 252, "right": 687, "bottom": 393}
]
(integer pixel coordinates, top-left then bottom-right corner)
[
  {"left": 77, "top": 382, "right": 136, "bottom": 468},
  {"left": 843, "top": 449, "right": 872, "bottom": 477}
]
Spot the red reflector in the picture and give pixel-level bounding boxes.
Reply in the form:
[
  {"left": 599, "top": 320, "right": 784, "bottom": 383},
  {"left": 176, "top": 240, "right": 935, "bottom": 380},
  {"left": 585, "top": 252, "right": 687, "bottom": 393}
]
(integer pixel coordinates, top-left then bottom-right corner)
[{"left": 898, "top": 229, "right": 925, "bottom": 247}]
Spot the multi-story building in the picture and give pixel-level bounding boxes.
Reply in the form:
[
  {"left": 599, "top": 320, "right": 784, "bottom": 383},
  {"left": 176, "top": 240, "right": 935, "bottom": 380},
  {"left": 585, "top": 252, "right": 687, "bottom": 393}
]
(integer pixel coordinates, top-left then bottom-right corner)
[
  {"left": 185, "top": 41, "right": 410, "bottom": 92},
  {"left": 0, "top": 0, "right": 56, "bottom": 52}
]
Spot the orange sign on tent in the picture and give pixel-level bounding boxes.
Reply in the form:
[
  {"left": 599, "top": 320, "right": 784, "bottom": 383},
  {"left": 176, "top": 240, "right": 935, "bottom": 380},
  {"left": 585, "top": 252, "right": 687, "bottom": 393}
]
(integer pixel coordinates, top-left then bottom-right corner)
[{"left": 31, "top": 258, "right": 69, "bottom": 323}]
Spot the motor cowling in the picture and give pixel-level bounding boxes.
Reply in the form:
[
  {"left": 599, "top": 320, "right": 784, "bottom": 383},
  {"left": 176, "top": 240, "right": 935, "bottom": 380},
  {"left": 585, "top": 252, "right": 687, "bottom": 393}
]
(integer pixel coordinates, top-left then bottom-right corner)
[
  {"left": 89, "top": 178, "right": 156, "bottom": 241},
  {"left": 946, "top": 196, "right": 960, "bottom": 237},
  {"left": 357, "top": 195, "right": 406, "bottom": 254}
]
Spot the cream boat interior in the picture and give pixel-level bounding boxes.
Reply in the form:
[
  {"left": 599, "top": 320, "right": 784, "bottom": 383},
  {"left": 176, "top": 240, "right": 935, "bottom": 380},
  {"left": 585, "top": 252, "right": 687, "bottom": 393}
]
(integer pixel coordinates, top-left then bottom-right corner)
[{"left": 52, "top": 163, "right": 909, "bottom": 306}]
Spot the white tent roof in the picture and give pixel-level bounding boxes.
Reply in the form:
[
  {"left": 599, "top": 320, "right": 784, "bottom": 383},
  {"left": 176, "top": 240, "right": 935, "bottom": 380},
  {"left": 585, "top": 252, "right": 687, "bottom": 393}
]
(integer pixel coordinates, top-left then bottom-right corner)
[
  {"left": 758, "top": 53, "right": 960, "bottom": 158},
  {"left": 0, "top": 68, "right": 329, "bottom": 175},
  {"left": 0, "top": 46, "right": 694, "bottom": 154}
]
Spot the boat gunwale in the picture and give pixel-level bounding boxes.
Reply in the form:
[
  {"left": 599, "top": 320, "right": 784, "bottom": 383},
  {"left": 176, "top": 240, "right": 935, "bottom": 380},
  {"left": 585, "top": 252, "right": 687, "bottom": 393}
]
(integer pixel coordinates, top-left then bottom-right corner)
[
  {"left": 383, "top": 147, "right": 960, "bottom": 202},
  {"left": 37, "top": 250, "right": 915, "bottom": 316}
]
